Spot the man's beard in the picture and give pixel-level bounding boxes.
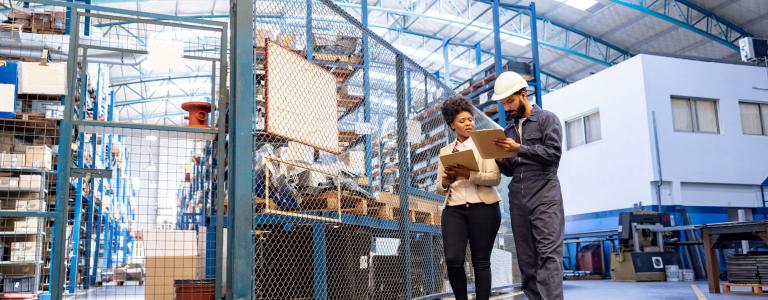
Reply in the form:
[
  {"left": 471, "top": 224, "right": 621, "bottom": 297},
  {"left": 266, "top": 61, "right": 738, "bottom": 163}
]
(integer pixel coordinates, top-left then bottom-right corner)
[{"left": 514, "top": 101, "right": 526, "bottom": 119}]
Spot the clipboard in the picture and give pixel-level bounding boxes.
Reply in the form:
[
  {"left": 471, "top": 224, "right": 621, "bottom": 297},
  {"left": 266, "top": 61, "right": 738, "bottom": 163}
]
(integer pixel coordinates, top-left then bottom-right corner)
[
  {"left": 439, "top": 149, "right": 479, "bottom": 172},
  {"left": 470, "top": 129, "right": 515, "bottom": 159}
]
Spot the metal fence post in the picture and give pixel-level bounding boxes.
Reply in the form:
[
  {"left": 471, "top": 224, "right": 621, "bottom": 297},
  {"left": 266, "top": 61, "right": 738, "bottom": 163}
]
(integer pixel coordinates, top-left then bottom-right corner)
[
  {"left": 395, "top": 54, "right": 413, "bottom": 300},
  {"left": 50, "top": 8, "right": 80, "bottom": 300},
  {"left": 229, "top": 0, "right": 256, "bottom": 298}
]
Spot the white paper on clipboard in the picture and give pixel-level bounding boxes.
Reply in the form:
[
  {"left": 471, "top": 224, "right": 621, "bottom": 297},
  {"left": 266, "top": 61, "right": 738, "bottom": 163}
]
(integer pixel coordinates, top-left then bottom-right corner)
[
  {"left": 439, "top": 149, "right": 479, "bottom": 172},
  {"left": 470, "top": 129, "right": 515, "bottom": 159}
]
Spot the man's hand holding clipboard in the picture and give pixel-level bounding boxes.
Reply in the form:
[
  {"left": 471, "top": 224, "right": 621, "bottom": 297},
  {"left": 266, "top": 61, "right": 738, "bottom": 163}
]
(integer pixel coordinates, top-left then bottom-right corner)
[{"left": 469, "top": 129, "right": 517, "bottom": 159}]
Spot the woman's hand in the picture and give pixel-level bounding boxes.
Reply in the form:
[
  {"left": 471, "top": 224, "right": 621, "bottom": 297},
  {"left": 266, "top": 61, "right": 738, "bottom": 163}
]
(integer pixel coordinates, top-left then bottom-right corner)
[
  {"left": 445, "top": 165, "right": 471, "bottom": 180},
  {"left": 441, "top": 173, "right": 456, "bottom": 189}
]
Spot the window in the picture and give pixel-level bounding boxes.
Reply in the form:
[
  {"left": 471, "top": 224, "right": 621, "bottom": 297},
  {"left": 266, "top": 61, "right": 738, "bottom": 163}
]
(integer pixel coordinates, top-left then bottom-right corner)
[
  {"left": 566, "top": 111, "right": 601, "bottom": 149},
  {"left": 739, "top": 102, "right": 768, "bottom": 135},
  {"left": 671, "top": 97, "right": 719, "bottom": 133}
]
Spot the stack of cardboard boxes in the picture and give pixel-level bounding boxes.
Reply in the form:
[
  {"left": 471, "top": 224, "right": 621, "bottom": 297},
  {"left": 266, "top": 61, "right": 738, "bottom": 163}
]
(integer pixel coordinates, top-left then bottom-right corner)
[
  {"left": 3, "top": 8, "right": 66, "bottom": 34},
  {"left": 23, "top": 146, "right": 52, "bottom": 170},
  {"left": 0, "top": 145, "right": 52, "bottom": 170}
]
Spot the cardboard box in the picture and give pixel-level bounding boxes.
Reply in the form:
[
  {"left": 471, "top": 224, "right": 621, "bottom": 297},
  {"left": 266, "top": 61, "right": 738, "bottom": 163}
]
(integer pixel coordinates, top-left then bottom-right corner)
[
  {"left": 0, "top": 153, "right": 25, "bottom": 168},
  {"left": 18, "top": 62, "right": 67, "bottom": 95},
  {"left": 15, "top": 199, "right": 41, "bottom": 211},
  {"left": 11, "top": 242, "right": 35, "bottom": 251},
  {"left": 13, "top": 219, "right": 37, "bottom": 233},
  {"left": 18, "top": 175, "right": 42, "bottom": 190},
  {"left": 24, "top": 146, "right": 51, "bottom": 169},
  {"left": 0, "top": 177, "right": 19, "bottom": 188},
  {"left": 10, "top": 243, "right": 36, "bottom": 262},
  {"left": 340, "top": 150, "right": 365, "bottom": 174},
  {"left": 145, "top": 256, "right": 197, "bottom": 300}
]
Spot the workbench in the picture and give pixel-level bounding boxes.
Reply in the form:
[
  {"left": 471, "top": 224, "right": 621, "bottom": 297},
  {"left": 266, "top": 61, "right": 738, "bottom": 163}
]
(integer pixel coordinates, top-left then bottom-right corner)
[{"left": 700, "top": 221, "right": 768, "bottom": 293}]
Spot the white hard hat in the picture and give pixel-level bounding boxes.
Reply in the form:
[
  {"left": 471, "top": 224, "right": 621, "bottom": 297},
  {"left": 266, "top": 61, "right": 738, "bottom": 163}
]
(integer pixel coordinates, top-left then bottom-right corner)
[{"left": 491, "top": 71, "right": 528, "bottom": 101}]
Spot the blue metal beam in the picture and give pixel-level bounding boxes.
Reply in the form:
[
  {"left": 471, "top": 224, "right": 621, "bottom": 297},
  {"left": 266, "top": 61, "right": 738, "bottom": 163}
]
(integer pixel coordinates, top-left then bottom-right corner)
[
  {"left": 340, "top": 2, "right": 632, "bottom": 67},
  {"left": 609, "top": 0, "right": 752, "bottom": 51},
  {"left": 110, "top": 74, "right": 211, "bottom": 87},
  {"left": 115, "top": 94, "right": 211, "bottom": 107}
]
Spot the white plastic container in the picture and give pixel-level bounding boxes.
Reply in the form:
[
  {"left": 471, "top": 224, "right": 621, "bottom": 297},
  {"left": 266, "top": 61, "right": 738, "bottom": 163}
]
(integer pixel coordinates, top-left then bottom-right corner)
[{"left": 665, "top": 265, "right": 680, "bottom": 282}]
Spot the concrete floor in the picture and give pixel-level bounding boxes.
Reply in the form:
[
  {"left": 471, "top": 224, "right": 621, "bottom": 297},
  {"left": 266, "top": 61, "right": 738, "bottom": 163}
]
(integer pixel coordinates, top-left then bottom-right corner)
[
  {"left": 63, "top": 280, "right": 766, "bottom": 299},
  {"left": 510, "top": 280, "right": 766, "bottom": 300}
]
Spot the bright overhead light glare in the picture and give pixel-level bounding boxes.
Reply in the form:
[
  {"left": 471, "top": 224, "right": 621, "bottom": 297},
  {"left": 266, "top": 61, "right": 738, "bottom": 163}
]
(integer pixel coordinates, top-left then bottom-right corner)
[
  {"left": 395, "top": 44, "right": 476, "bottom": 69},
  {"left": 504, "top": 35, "right": 530, "bottom": 47},
  {"left": 556, "top": 0, "right": 598, "bottom": 11},
  {"left": 145, "top": 39, "right": 184, "bottom": 70}
]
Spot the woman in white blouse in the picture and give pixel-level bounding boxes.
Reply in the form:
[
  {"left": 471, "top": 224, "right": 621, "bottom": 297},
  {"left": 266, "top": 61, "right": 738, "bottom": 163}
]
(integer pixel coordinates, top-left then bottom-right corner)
[{"left": 435, "top": 96, "right": 502, "bottom": 300}]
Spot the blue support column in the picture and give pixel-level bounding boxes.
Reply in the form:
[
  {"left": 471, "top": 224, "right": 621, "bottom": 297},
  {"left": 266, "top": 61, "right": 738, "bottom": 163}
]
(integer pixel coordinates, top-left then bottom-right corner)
[
  {"left": 229, "top": 0, "right": 256, "bottom": 297},
  {"left": 491, "top": 0, "right": 503, "bottom": 75},
  {"left": 50, "top": 9, "right": 80, "bottom": 300},
  {"left": 475, "top": 43, "right": 482, "bottom": 65},
  {"left": 395, "top": 54, "right": 412, "bottom": 300},
  {"left": 362, "top": 0, "right": 373, "bottom": 192},
  {"left": 83, "top": 64, "right": 100, "bottom": 290},
  {"left": 306, "top": 0, "right": 314, "bottom": 61},
  {"left": 312, "top": 222, "right": 327, "bottom": 300},
  {"left": 529, "top": 2, "right": 542, "bottom": 107},
  {"left": 121, "top": 228, "right": 128, "bottom": 265},
  {"left": 90, "top": 212, "right": 102, "bottom": 286},
  {"left": 104, "top": 219, "right": 113, "bottom": 269},
  {"left": 68, "top": 50, "right": 90, "bottom": 294},
  {"left": 491, "top": 0, "right": 506, "bottom": 128},
  {"left": 425, "top": 234, "right": 436, "bottom": 293},
  {"left": 442, "top": 39, "right": 450, "bottom": 86}
]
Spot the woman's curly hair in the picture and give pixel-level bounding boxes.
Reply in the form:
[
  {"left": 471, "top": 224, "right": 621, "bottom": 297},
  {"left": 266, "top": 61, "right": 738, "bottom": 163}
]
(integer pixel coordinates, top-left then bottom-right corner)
[{"left": 441, "top": 96, "right": 474, "bottom": 126}]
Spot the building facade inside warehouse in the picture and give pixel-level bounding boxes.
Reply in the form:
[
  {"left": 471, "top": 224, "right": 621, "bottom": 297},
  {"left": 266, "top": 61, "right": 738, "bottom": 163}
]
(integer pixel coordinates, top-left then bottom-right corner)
[{"left": 0, "top": 0, "right": 766, "bottom": 299}]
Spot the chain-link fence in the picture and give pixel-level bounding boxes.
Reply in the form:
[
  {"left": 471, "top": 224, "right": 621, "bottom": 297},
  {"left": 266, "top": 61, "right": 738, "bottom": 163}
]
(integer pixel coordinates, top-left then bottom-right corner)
[
  {"left": 248, "top": 0, "right": 515, "bottom": 299},
  {"left": 2, "top": 0, "right": 521, "bottom": 298},
  {"left": 0, "top": 2, "right": 72, "bottom": 297},
  {"left": 1, "top": 1, "right": 227, "bottom": 299}
]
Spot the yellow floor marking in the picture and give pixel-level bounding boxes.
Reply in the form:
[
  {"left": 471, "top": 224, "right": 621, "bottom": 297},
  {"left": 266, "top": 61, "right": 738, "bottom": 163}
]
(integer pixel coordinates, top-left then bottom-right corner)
[{"left": 691, "top": 284, "right": 708, "bottom": 300}]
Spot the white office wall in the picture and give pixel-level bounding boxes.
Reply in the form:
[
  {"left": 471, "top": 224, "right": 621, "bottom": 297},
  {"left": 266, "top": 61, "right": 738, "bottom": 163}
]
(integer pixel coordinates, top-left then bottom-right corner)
[
  {"left": 544, "top": 56, "right": 656, "bottom": 216},
  {"left": 641, "top": 55, "right": 768, "bottom": 207}
]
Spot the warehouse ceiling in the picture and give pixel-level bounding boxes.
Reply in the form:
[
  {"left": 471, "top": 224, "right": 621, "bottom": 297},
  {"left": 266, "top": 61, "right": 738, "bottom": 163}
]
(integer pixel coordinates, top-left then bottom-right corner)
[{"left": 11, "top": 0, "right": 765, "bottom": 124}]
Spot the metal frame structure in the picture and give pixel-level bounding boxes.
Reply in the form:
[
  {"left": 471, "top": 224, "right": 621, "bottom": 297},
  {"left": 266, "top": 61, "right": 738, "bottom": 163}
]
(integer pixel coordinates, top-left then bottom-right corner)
[
  {"left": 4, "top": 1, "right": 229, "bottom": 299},
  {"left": 609, "top": 0, "right": 753, "bottom": 51}
]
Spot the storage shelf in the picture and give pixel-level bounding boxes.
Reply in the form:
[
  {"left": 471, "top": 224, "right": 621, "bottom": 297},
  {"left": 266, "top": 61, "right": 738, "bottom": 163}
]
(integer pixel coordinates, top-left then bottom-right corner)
[
  {"left": 0, "top": 261, "right": 43, "bottom": 265},
  {"left": 0, "top": 187, "right": 48, "bottom": 193},
  {"left": 0, "top": 231, "right": 45, "bottom": 236},
  {"left": 0, "top": 167, "right": 48, "bottom": 173}
]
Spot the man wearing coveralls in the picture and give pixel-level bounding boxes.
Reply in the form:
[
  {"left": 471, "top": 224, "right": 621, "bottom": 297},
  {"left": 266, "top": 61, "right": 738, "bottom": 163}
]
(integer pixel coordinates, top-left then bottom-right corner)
[{"left": 492, "top": 71, "right": 565, "bottom": 300}]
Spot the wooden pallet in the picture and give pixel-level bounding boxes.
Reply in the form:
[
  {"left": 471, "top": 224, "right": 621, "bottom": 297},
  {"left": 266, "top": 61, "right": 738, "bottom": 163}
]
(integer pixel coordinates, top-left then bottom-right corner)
[
  {"left": 301, "top": 191, "right": 369, "bottom": 215},
  {"left": 367, "top": 202, "right": 394, "bottom": 220},
  {"left": 17, "top": 112, "right": 45, "bottom": 121},
  {"left": 0, "top": 23, "right": 23, "bottom": 33},
  {"left": 722, "top": 282, "right": 768, "bottom": 295},
  {"left": 0, "top": 293, "right": 36, "bottom": 299},
  {"left": 256, "top": 191, "right": 370, "bottom": 216},
  {"left": 314, "top": 53, "right": 363, "bottom": 65}
]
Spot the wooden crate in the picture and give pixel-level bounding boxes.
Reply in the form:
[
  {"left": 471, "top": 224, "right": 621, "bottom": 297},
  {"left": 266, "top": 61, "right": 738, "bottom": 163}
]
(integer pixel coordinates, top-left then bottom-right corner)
[
  {"left": 377, "top": 192, "right": 442, "bottom": 225},
  {"left": 300, "top": 191, "right": 368, "bottom": 215},
  {"left": 256, "top": 191, "right": 370, "bottom": 216},
  {"left": 722, "top": 282, "right": 768, "bottom": 295}
]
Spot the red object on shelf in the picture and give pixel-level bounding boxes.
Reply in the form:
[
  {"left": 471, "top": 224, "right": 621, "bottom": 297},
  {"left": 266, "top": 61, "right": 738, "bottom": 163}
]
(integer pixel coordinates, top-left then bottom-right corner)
[
  {"left": 181, "top": 101, "right": 212, "bottom": 128},
  {"left": 175, "top": 279, "right": 215, "bottom": 300}
]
